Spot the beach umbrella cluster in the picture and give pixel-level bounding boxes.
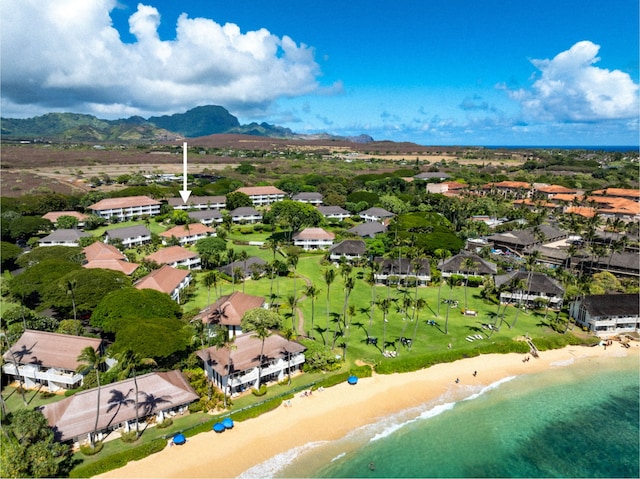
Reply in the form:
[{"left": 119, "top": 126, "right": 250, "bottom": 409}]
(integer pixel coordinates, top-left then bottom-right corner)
[{"left": 213, "top": 417, "right": 234, "bottom": 433}]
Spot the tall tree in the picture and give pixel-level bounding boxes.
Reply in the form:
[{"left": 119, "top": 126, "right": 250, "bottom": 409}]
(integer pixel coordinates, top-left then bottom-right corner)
[
  {"left": 433, "top": 248, "right": 451, "bottom": 317},
  {"left": 460, "top": 256, "right": 479, "bottom": 311},
  {"left": 240, "top": 308, "right": 282, "bottom": 390},
  {"left": 115, "top": 349, "right": 156, "bottom": 439},
  {"left": 76, "top": 346, "right": 105, "bottom": 448},
  {"left": 304, "top": 284, "right": 320, "bottom": 339},
  {"left": 323, "top": 267, "right": 336, "bottom": 346}
]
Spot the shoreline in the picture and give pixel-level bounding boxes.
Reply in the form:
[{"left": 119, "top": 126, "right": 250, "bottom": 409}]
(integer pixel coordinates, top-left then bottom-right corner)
[{"left": 97, "top": 344, "right": 639, "bottom": 479}]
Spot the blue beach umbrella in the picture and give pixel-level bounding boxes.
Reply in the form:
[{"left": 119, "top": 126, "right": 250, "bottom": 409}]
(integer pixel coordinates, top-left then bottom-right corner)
[
  {"left": 212, "top": 422, "right": 226, "bottom": 433},
  {"left": 173, "top": 433, "right": 186, "bottom": 445},
  {"left": 348, "top": 375, "right": 358, "bottom": 385},
  {"left": 222, "top": 417, "right": 234, "bottom": 429}
]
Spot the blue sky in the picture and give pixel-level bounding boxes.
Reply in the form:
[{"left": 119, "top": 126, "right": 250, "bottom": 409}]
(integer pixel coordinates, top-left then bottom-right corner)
[{"left": 2, "top": 0, "right": 638, "bottom": 146}]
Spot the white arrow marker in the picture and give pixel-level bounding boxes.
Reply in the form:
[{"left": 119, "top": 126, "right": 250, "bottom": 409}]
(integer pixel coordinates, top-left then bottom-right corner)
[{"left": 179, "top": 141, "right": 192, "bottom": 203}]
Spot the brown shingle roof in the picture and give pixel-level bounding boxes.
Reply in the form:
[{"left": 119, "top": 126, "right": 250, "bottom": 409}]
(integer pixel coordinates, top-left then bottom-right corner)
[
  {"left": 83, "top": 259, "right": 139, "bottom": 275},
  {"left": 292, "top": 227, "right": 335, "bottom": 240},
  {"left": 83, "top": 242, "right": 125, "bottom": 261},
  {"left": 196, "top": 333, "right": 305, "bottom": 376},
  {"left": 145, "top": 246, "right": 198, "bottom": 264},
  {"left": 3, "top": 330, "right": 101, "bottom": 371},
  {"left": 89, "top": 195, "right": 161, "bottom": 210},
  {"left": 159, "top": 223, "right": 214, "bottom": 239},
  {"left": 235, "top": 186, "right": 285, "bottom": 196},
  {"left": 42, "top": 211, "right": 89, "bottom": 222},
  {"left": 196, "top": 291, "right": 265, "bottom": 326},
  {"left": 40, "top": 371, "right": 198, "bottom": 441}
]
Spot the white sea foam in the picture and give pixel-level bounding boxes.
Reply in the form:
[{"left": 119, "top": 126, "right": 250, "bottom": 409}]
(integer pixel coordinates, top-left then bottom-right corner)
[
  {"left": 462, "top": 376, "right": 516, "bottom": 402},
  {"left": 331, "top": 452, "right": 346, "bottom": 462},
  {"left": 551, "top": 358, "right": 575, "bottom": 367},
  {"left": 237, "top": 441, "right": 327, "bottom": 479}
]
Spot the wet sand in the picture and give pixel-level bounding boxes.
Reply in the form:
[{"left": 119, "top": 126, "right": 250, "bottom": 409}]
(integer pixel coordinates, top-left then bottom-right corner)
[{"left": 98, "top": 343, "right": 638, "bottom": 478}]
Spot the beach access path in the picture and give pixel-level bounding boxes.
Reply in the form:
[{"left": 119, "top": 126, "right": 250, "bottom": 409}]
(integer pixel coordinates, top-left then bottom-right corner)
[{"left": 97, "top": 343, "right": 638, "bottom": 479}]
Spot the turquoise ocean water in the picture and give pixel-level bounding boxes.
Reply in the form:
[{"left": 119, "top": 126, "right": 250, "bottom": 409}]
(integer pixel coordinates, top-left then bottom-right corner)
[{"left": 239, "top": 354, "right": 639, "bottom": 478}]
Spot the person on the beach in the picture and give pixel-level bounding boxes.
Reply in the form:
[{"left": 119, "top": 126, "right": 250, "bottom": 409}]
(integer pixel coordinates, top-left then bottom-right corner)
[
  {"left": 473, "top": 371, "right": 477, "bottom": 377},
  {"left": 455, "top": 378, "right": 460, "bottom": 383}
]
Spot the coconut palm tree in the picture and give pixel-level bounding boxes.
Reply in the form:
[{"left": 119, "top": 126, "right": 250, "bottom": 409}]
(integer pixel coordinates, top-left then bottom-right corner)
[
  {"left": 366, "top": 259, "right": 380, "bottom": 339},
  {"left": 323, "top": 267, "right": 336, "bottom": 346},
  {"left": 460, "top": 256, "right": 479, "bottom": 311},
  {"left": 281, "top": 328, "right": 295, "bottom": 385},
  {"left": 434, "top": 248, "right": 451, "bottom": 317},
  {"left": 377, "top": 297, "right": 391, "bottom": 353},
  {"left": 237, "top": 250, "right": 249, "bottom": 293},
  {"left": 287, "top": 251, "right": 300, "bottom": 301},
  {"left": 203, "top": 271, "right": 220, "bottom": 306},
  {"left": 210, "top": 324, "right": 235, "bottom": 408},
  {"left": 66, "top": 278, "right": 78, "bottom": 324},
  {"left": 76, "top": 346, "right": 105, "bottom": 448},
  {"left": 303, "top": 284, "right": 320, "bottom": 339},
  {"left": 1, "top": 318, "right": 27, "bottom": 406},
  {"left": 333, "top": 275, "right": 354, "bottom": 349},
  {"left": 285, "top": 294, "right": 299, "bottom": 335},
  {"left": 115, "top": 349, "right": 157, "bottom": 439},
  {"left": 410, "top": 297, "right": 426, "bottom": 350}
]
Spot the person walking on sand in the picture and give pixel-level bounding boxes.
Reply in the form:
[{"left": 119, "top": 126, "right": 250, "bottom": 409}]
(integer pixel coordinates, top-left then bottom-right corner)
[{"left": 473, "top": 371, "right": 477, "bottom": 377}]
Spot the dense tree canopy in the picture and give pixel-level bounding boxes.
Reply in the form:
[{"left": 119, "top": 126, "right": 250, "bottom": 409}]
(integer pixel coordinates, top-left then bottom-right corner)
[
  {"left": 110, "top": 316, "right": 191, "bottom": 360},
  {"left": 43, "top": 268, "right": 130, "bottom": 317},
  {"left": 8, "top": 259, "right": 82, "bottom": 310},
  {"left": 263, "top": 200, "right": 324, "bottom": 239},
  {"left": 16, "top": 245, "right": 83, "bottom": 269},
  {"left": 225, "top": 191, "right": 253, "bottom": 210},
  {"left": 0, "top": 409, "right": 69, "bottom": 478},
  {"left": 91, "top": 288, "right": 182, "bottom": 332},
  {"left": 2, "top": 216, "right": 53, "bottom": 242},
  {"left": 0, "top": 241, "right": 22, "bottom": 271}
]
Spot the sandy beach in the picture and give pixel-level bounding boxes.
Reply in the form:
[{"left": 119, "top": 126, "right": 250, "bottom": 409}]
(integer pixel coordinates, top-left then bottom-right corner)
[{"left": 98, "top": 343, "right": 639, "bottom": 479}]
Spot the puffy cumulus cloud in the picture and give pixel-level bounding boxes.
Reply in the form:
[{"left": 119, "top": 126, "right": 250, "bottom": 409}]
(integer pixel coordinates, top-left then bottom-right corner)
[
  {"left": 0, "top": 0, "right": 323, "bottom": 118},
  {"left": 509, "top": 41, "right": 639, "bottom": 122}
]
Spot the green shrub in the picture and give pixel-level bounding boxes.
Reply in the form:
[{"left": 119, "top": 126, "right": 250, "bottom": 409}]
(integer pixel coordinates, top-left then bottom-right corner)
[
  {"left": 120, "top": 431, "right": 138, "bottom": 443},
  {"left": 188, "top": 400, "right": 205, "bottom": 413},
  {"left": 70, "top": 439, "right": 166, "bottom": 478},
  {"left": 156, "top": 417, "right": 173, "bottom": 429},
  {"left": 40, "top": 390, "right": 55, "bottom": 399},
  {"left": 251, "top": 385, "right": 267, "bottom": 396},
  {"left": 79, "top": 441, "right": 103, "bottom": 456},
  {"left": 232, "top": 398, "right": 283, "bottom": 422}
]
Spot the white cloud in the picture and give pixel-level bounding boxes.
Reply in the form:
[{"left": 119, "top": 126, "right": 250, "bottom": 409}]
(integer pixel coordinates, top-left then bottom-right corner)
[
  {"left": 0, "top": 1, "right": 325, "bottom": 118},
  {"left": 509, "top": 41, "right": 639, "bottom": 122}
]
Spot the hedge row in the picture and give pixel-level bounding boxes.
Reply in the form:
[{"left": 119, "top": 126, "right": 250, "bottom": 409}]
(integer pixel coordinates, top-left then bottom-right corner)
[{"left": 69, "top": 438, "right": 166, "bottom": 478}]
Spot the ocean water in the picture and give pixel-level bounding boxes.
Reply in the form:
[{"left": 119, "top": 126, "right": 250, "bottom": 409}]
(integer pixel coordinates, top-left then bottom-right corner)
[{"left": 239, "top": 354, "right": 639, "bottom": 479}]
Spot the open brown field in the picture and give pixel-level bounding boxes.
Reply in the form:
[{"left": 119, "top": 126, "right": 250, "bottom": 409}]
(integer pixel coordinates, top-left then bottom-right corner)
[{"left": 0, "top": 135, "right": 528, "bottom": 197}]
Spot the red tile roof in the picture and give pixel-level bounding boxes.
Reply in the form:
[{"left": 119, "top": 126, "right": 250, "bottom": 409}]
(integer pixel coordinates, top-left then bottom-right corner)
[
  {"left": 42, "top": 211, "right": 89, "bottom": 222},
  {"left": 235, "top": 186, "right": 286, "bottom": 196},
  {"left": 293, "top": 227, "right": 335, "bottom": 240},
  {"left": 196, "top": 291, "right": 265, "bottom": 326},
  {"left": 83, "top": 242, "right": 125, "bottom": 261},
  {"left": 135, "top": 265, "right": 190, "bottom": 295}
]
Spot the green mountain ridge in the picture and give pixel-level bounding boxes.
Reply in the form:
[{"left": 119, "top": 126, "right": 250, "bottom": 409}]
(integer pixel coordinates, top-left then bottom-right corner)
[{"left": 0, "top": 105, "right": 374, "bottom": 143}]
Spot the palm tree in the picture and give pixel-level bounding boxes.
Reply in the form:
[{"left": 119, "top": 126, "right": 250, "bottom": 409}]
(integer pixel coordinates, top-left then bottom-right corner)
[
  {"left": 115, "top": 349, "right": 156, "bottom": 439},
  {"left": 211, "top": 324, "right": 235, "bottom": 408},
  {"left": 323, "top": 267, "right": 336, "bottom": 346},
  {"left": 287, "top": 251, "right": 300, "bottom": 303},
  {"left": 510, "top": 278, "right": 528, "bottom": 329},
  {"left": 76, "top": 346, "right": 105, "bottom": 448},
  {"left": 366, "top": 259, "right": 380, "bottom": 339},
  {"left": 434, "top": 248, "right": 451, "bottom": 317},
  {"left": 285, "top": 294, "right": 299, "bottom": 335},
  {"left": 203, "top": 271, "right": 219, "bottom": 306},
  {"left": 66, "top": 278, "right": 78, "bottom": 324},
  {"left": 333, "top": 275, "right": 354, "bottom": 349},
  {"left": 377, "top": 297, "right": 391, "bottom": 353},
  {"left": 410, "top": 297, "right": 426, "bottom": 350},
  {"left": 281, "top": 328, "right": 295, "bottom": 385},
  {"left": 304, "top": 284, "right": 320, "bottom": 338},
  {"left": 238, "top": 250, "right": 249, "bottom": 293},
  {"left": 2, "top": 318, "right": 27, "bottom": 406},
  {"left": 460, "top": 256, "right": 479, "bottom": 311}
]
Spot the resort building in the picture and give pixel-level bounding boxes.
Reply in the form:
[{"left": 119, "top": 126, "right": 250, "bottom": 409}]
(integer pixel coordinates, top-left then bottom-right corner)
[
  {"left": 195, "top": 291, "right": 266, "bottom": 338},
  {"left": 217, "top": 257, "right": 267, "bottom": 280},
  {"left": 438, "top": 253, "right": 498, "bottom": 279},
  {"left": 291, "top": 192, "right": 323, "bottom": 205},
  {"left": 188, "top": 209, "right": 223, "bottom": 226},
  {"left": 426, "top": 181, "right": 468, "bottom": 196},
  {"left": 82, "top": 242, "right": 139, "bottom": 275},
  {"left": 234, "top": 186, "right": 286, "bottom": 206},
  {"left": 292, "top": 227, "right": 335, "bottom": 250},
  {"left": 487, "top": 225, "right": 568, "bottom": 254},
  {"left": 88, "top": 196, "right": 161, "bottom": 221},
  {"left": 495, "top": 271, "right": 565, "bottom": 309},
  {"left": 104, "top": 225, "right": 152, "bottom": 248},
  {"left": 229, "top": 206, "right": 262, "bottom": 224},
  {"left": 347, "top": 222, "right": 387, "bottom": 238},
  {"left": 196, "top": 333, "right": 306, "bottom": 396},
  {"left": 414, "top": 171, "right": 451, "bottom": 181},
  {"left": 159, "top": 223, "right": 215, "bottom": 246},
  {"left": 134, "top": 265, "right": 192, "bottom": 302},
  {"left": 145, "top": 245, "right": 201, "bottom": 270},
  {"left": 2, "top": 330, "right": 102, "bottom": 391},
  {"left": 570, "top": 293, "right": 640, "bottom": 338},
  {"left": 317, "top": 205, "right": 351, "bottom": 221},
  {"left": 38, "top": 229, "right": 92, "bottom": 247},
  {"left": 480, "top": 181, "right": 532, "bottom": 199},
  {"left": 328, "top": 239, "right": 367, "bottom": 263},
  {"left": 373, "top": 257, "right": 431, "bottom": 286},
  {"left": 40, "top": 371, "right": 198, "bottom": 445},
  {"left": 42, "top": 211, "right": 89, "bottom": 227},
  {"left": 359, "top": 207, "right": 395, "bottom": 223},
  {"left": 168, "top": 195, "right": 226, "bottom": 210}
]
